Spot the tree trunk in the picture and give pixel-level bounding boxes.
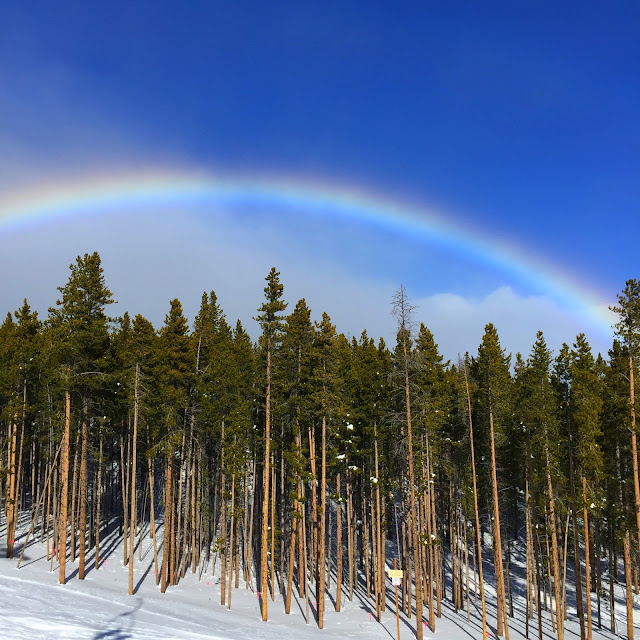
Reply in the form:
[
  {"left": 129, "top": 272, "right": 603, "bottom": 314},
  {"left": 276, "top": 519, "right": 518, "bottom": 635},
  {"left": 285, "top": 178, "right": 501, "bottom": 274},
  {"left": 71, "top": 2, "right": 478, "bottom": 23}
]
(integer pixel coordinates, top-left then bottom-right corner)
[
  {"left": 582, "top": 476, "right": 593, "bottom": 640},
  {"left": 149, "top": 456, "right": 159, "bottom": 584},
  {"left": 609, "top": 545, "right": 616, "bottom": 633},
  {"left": 79, "top": 398, "right": 88, "bottom": 580},
  {"left": 227, "top": 474, "right": 235, "bottom": 609},
  {"left": 173, "top": 430, "right": 186, "bottom": 585},
  {"left": 270, "top": 456, "right": 276, "bottom": 600},
  {"left": 284, "top": 481, "right": 298, "bottom": 614},
  {"left": 569, "top": 443, "right": 586, "bottom": 640},
  {"left": 546, "top": 445, "right": 563, "bottom": 640},
  {"left": 489, "top": 407, "right": 509, "bottom": 638},
  {"left": 161, "top": 456, "right": 172, "bottom": 593},
  {"left": 58, "top": 390, "right": 71, "bottom": 584},
  {"left": 623, "top": 531, "right": 634, "bottom": 640},
  {"left": 5, "top": 418, "right": 17, "bottom": 559},
  {"left": 220, "top": 428, "right": 227, "bottom": 606},
  {"left": 95, "top": 433, "right": 103, "bottom": 570},
  {"left": 629, "top": 357, "right": 640, "bottom": 571},
  {"left": 261, "top": 346, "right": 271, "bottom": 622},
  {"left": 128, "top": 363, "right": 139, "bottom": 595},
  {"left": 318, "top": 416, "right": 327, "bottom": 628},
  {"left": 400, "top": 328, "right": 423, "bottom": 639}
]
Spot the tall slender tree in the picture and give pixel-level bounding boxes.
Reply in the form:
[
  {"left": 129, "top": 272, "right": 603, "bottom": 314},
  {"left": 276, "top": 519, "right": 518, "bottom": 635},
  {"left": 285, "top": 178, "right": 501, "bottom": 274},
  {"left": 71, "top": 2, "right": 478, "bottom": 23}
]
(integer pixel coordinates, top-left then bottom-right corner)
[
  {"left": 472, "top": 323, "right": 511, "bottom": 639},
  {"left": 255, "top": 268, "right": 287, "bottom": 621},
  {"left": 48, "top": 252, "right": 114, "bottom": 580}
]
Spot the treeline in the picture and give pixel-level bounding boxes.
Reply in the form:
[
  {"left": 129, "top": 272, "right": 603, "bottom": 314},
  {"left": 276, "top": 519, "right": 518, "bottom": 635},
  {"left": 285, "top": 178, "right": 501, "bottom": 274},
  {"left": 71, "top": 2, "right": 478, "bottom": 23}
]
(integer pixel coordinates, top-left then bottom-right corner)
[{"left": 2, "top": 251, "right": 640, "bottom": 640}]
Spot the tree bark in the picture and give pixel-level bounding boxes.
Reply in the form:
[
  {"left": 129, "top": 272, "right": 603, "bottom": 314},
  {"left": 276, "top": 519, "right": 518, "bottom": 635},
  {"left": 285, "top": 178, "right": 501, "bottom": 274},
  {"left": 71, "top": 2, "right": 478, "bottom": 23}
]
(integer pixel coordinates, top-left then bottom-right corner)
[
  {"left": 464, "top": 362, "right": 487, "bottom": 636},
  {"left": 546, "top": 446, "right": 563, "bottom": 640},
  {"left": 582, "top": 476, "right": 593, "bottom": 640},
  {"left": 58, "top": 390, "right": 71, "bottom": 584},
  {"left": 95, "top": 433, "right": 103, "bottom": 570},
  {"left": 629, "top": 356, "right": 640, "bottom": 572},
  {"left": 489, "top": 407, "right": 507, "bottom": 637},
  {"left": 128, "top": 363, "right": 139, "bottom": 595},
  {"left": 78, "top": 398, "right": 88, "bottom": 580},
  {"left": 161, "top": 456, "right": 172, "bottom": 593},
  {"left": 318, "top": 416, "right": 327, "bottom": 628},
  {"left": 261, "top": 346, "right": 271, "bottom": 622}
]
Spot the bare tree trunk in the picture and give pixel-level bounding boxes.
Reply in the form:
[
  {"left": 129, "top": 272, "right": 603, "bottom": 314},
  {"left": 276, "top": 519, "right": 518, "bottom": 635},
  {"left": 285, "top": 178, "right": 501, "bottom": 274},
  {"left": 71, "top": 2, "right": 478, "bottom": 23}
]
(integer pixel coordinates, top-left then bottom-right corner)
[
  {"left": 546, "top": 445, "right": 563, "bottom": 640},
  {"left": 347, "top": 473, "right": 354, "bottom": 602},
  {"left": 70, "top": 434, "right": 79, "bottom": 563},
  {"left": 534, "top": 528, "right": 543, "bottom": 640},
  {"left": 284, "top": 482, "right": 299, "bottom": 614},
  {"left": 95, "top": 433, "right": 103, "bottom": 570},
  {"left": 149, "top": 456, "right": 160, "bottom": 584},
  {"left": 374, "top": 429, "right": 384, "bottom": 617},
  {"left": 279, "top": 424, "right": 286, "bottom": 595},
  {"left": 318, "top": 416, "right": 327, "bottom": 628},
  {"left": 309, "top": 426, "right": 317, "bottom": 594},
  {"left": 465, "top": 362, "right": 484, "bottom": 635},
  {"left": 128, "top": 363, "right": 139, "bottom": 595},
  {"left": 5, "top": 418, "right": 17, "bottom": 559},
  {"left": 609, "top": 545, "right": 616, "bottom": 633},
  {"left": 220, "top": 426, "right": 227, "bottom": 606},
  {"left": 623, "top": 531, "right": 634, "bottom": 640},
  {"left": 245, "top": 460, "right": 256, "bottom": 588},
  {"left": 399, "top": 316, "right": 423, "bottom": 639},
  {"left": 336, "top": 472, "right": 342, "bottom": 612},
  {"left": 227, "top": 474, "right": 235, "bottom": 609},
  {"left": 58, "top": 390, "right": 71, "bottom": 584},
  {"left": 629, "top": 357, "right": 640, "bottom": 572},
  {"left": 16, "top": 442, "right": 59, "bottom": 570},
  {"left": 569, "top": 443, "right": 585, "bottom": 640},
  {"left": 78, "top": 398, "right": 88, "bottom": 580},
  {"left": 270, "top": 456, "right": 276, "bottom": 600},
  {"left": 582, "top": 476, "right": 593, "bottom": 640},
  {"left": 490, "top": 408, "right": 508, "bottom": 639},
  {"left": 161, "top": 456, "right": 172, "bottom": 593},
  {"left": 301, "top": 479, "right": 310, "bottom": 625},
  {"left": 261, "top": 347, "right": 272, "bottom": 622},
  {"left": 173, "top": 430, "right": 186, "bottom": 585},
  {"left": 525, "top": 480, "right": 532, "bottom": 639}
]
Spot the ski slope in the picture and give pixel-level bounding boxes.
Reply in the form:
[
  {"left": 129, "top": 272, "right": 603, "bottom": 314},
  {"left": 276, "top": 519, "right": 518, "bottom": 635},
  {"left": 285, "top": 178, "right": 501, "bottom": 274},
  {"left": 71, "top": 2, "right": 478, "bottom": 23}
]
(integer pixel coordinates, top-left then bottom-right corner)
[{"left": 0, "top": 513, "right": 636, "bottom": 640}]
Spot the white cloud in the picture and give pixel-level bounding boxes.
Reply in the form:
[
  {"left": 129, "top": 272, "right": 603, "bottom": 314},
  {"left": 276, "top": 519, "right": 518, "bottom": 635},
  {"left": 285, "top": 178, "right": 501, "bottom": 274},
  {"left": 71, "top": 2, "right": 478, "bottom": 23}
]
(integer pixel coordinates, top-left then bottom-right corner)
[
  {"left": 412, "top": 286, "right": 613, "bottom": 362},
  {"left": 0, "top": 204, "right": 613, "bottom": 365}
]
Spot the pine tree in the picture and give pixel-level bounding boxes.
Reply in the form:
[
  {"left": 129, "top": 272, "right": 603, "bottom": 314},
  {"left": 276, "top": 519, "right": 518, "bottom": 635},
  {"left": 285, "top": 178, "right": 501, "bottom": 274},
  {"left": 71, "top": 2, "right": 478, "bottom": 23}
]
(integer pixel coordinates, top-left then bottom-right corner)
[
  {"left": 281, "top": 299, "right": 315, "bottom": 616},
  {"left": 472, "top": 323, "right": 511, "bottom": 639},
  {"left": 414, "top": 324, "right": 450, "bottom": 629},
  {"left": 611, "top": 281, "right": 640, "bottom": 568},
  {"left": 48, "top": 252, "right": 114, "bottom": 581},
  {"left": 311, "top": 312, "right": 341, "bottom": 628},
  {"left": 569, "top": 334, "right": 603, "bottom": 640},
  {"left": 158, "top": 298, "right": 194, "bottom": 592},
  {"left": 392, "top": 285, "right": 424, "bottom": 639},
  {"left": 255, "top": 268, "right": 287, "bottom": 621}
]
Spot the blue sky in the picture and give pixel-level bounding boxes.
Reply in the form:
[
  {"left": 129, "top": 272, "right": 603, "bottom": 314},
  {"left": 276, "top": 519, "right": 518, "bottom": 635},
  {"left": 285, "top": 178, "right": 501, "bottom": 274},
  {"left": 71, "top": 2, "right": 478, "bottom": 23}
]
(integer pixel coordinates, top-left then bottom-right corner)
[{"left": 1, "top": 2, "right": 638, "bottom": 359}]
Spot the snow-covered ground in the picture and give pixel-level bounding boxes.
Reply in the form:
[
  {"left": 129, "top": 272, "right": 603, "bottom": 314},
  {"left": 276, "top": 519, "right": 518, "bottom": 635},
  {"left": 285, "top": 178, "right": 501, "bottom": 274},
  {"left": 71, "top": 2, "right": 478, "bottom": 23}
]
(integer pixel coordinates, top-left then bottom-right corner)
[{"left": 1, "top": 513, "right": 637, "bottom": 639}]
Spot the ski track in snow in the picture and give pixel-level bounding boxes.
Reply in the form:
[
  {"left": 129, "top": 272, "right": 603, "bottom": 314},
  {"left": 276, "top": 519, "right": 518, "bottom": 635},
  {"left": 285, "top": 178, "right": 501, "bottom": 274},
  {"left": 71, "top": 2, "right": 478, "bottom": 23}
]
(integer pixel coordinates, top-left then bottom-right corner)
[{"left": 1, "top": 517, "right": 639, "bottom": 640}]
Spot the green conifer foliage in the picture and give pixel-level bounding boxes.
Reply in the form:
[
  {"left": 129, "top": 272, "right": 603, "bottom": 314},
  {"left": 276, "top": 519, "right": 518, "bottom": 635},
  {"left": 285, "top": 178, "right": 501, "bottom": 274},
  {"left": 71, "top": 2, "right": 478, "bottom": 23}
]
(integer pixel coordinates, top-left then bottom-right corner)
[{"left": 255, "top": 267, "right": 287, "bottom": 622}]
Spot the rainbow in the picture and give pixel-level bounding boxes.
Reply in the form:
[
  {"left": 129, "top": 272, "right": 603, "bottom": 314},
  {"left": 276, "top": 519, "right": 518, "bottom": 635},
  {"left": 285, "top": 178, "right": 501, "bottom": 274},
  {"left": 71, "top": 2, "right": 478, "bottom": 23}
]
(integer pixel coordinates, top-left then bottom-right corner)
[{"left": 0, "top": 170, "right": 616, "bottom": 340}]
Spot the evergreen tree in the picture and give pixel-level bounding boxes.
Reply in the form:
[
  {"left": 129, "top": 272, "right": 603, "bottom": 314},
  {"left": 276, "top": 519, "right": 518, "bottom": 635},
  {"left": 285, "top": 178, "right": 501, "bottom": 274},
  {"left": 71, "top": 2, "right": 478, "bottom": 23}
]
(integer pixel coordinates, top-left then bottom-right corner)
[
  {"left": 611, "top": 280, "right": 640, "bottom": 571},
  {"left": 48, "top": 252, "right": 114, "bottom": 581},
  {"left": 158, "top": 298, "right": 194, "bottom": 592},
  {"left": 569, "top": 334, "right": 603, "bottom": 640},
  {"left": 255, "top": 267, "right": 287, "bottom": 621},
  {"left": 472, "top": 323, "right": 511, "bottom": 638}
]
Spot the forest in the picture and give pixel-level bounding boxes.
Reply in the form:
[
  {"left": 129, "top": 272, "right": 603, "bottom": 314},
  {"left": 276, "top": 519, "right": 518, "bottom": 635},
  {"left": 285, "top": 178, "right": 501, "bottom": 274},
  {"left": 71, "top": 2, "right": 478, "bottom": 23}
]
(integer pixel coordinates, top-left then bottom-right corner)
[{"left": 2, "top": 251, "right": 640, "bottom": 640}]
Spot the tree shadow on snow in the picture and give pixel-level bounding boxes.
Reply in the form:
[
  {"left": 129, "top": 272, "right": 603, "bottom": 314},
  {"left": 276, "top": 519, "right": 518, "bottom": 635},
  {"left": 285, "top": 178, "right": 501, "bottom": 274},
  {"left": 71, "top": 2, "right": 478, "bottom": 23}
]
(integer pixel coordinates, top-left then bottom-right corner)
[{"left": 92, "top": 599, "right": 143, "bottom": 640}]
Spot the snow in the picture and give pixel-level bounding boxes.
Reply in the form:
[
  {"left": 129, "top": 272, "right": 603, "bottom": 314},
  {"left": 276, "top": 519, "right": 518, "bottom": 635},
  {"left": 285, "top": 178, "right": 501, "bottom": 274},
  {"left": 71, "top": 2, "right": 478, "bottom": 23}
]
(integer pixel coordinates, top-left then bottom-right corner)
[{"left": 2, "top": 512, "right": 639, "bottom": 640}]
